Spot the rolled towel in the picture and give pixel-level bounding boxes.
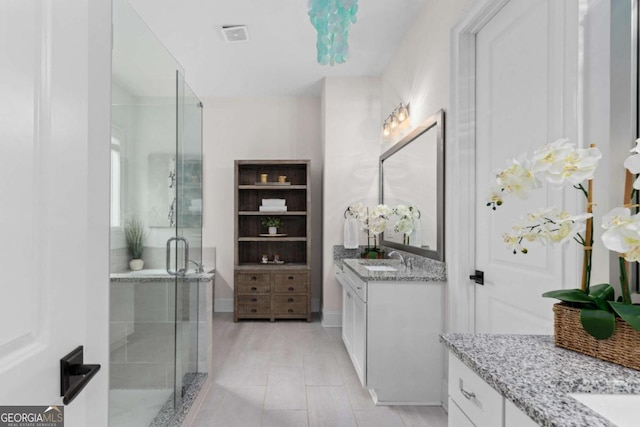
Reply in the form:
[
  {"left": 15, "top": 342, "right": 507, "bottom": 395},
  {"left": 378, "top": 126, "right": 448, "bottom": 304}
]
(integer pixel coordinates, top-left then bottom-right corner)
[{"left": 344, "top": 217, "right": 359, "bottom": 249}]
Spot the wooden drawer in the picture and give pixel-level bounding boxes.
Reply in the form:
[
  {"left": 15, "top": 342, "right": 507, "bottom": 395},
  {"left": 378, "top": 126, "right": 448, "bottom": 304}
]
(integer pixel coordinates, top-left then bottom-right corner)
[
  {"left": 274, "top": 295, "right": 308, "bottom": 314},
  {"left": 237, "top": 283, "right": 271, "bottom": 294},
  {"left": 237, "top": 295, "right": 271, "bottom": 315},
  {"left": 448, "top": 354, "right": 503, "bottom": 427},
  {"left": 236, "top": 273, "right": 270, "bottom": 285},
  {"left": 274, "top": 273, "right": 308, "bottom": 293}
]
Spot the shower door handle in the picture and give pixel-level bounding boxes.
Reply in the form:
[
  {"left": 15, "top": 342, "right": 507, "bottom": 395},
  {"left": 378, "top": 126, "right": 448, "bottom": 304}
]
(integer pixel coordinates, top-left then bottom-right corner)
[{"left": 166, "top": 236, "right": 189, "bottom": 276}]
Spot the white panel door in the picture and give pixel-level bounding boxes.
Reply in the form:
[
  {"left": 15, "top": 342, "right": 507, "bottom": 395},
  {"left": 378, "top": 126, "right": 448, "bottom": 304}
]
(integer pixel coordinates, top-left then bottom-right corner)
[
  {"left": 474, "top": 0, "right": 580, "bottom": 334},
  {"left": 0, "top": 0, "right": 109, "bottom": 424}
]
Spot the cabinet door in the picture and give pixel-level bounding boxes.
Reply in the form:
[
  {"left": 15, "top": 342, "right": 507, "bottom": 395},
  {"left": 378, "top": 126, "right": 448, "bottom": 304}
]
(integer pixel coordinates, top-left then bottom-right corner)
[
  {"left": 448, "top": 398, "right": 476, "bottom": 427},
  {"left": 505, "top": 399, "right": 537, "bottom": 427},
  {"left": 352, "top": 293, "right": 367, "bottom": 386},
  {"left": 342, "top": 287, "right": 354, "bottom": 354}
]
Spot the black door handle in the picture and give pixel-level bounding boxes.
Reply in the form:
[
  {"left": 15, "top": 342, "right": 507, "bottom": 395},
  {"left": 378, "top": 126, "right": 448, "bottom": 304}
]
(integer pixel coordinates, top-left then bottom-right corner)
[
  {"left": 60, "top": 346, "right": 101, "bottom": 405},
  {"left": 469, "top": 270, "right": 484, "bottom": 285}
]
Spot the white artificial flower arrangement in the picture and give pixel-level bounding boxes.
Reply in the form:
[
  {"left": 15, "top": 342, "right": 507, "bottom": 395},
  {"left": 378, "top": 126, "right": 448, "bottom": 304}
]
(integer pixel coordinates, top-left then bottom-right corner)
[{"left": 488, "top": 137, "right": 640, "bottom": 340}]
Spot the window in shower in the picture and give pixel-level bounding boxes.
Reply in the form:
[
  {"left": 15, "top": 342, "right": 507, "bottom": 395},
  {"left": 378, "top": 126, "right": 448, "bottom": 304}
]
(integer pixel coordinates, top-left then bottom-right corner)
[{"left": 110, "top": 126, "right": 123, "bottom": 229}]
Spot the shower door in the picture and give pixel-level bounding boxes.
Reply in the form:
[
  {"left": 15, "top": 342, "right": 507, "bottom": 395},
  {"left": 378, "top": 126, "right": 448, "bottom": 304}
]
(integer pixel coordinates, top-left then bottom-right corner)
[{"left": 173, "top": 71, "right": 203, "bottom": 409}]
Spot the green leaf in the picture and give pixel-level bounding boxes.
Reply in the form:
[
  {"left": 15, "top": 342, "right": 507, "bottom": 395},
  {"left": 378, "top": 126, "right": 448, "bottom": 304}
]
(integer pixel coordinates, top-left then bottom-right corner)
[
  {"left": 580, "top": 309, "right": 615, "bottom": 340},
  {"left": 609, "top": 302, "right": 640, "bottom": 333},
  {"left": 542, "top": 289, "right": 597, "bottom": 308},
  {"left": 588, "top": 284, "right": 615, "bottom": 311}
]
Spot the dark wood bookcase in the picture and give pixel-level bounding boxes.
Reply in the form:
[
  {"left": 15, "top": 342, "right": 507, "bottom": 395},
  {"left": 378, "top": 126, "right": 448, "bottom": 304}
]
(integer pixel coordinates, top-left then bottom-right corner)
[{"left": 234, "top": 160, "right": 311, "bottom": 322}]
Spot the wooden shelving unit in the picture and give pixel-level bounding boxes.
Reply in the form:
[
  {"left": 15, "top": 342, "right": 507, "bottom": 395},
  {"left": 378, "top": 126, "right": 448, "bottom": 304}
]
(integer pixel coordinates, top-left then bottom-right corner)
[{"left": 234, "top": 160, "right": 311, "bottom": 322}]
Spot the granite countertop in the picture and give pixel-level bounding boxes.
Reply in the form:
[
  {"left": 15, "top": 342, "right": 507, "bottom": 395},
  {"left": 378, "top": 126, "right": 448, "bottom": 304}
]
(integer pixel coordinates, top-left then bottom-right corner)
[
  {"left": 110, "top": 269, "right": 215, "bottom": 283},
  {"left": 342, "top": 258, "right": 445, "bottom": 282},
  {"left": 441, "top": 333, "right": 640, "bottom": 427},
  {"left": 333, "top": 245, "right": 446, "bottom": 282}
]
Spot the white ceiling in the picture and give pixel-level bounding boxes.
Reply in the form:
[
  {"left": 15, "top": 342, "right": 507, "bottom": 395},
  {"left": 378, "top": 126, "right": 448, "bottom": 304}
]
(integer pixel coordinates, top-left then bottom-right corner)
[{"left": 120, "top": 0, "right": 428, "bottom": 99}]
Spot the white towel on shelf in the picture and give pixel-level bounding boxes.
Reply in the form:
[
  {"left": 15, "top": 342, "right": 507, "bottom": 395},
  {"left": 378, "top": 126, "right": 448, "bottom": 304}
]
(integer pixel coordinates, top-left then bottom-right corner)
[
  {"left": 344, "top": 218, "right": 359, "bottom": 249},
  {"left": 259, "top": 206, "right": 287, "bottom": 212}
]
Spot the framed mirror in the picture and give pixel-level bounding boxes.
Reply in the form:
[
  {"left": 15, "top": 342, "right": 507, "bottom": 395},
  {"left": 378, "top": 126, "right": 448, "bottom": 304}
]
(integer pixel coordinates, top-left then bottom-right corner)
[{"left": 379, "top": 109, "right": 445, "bottom": 261}]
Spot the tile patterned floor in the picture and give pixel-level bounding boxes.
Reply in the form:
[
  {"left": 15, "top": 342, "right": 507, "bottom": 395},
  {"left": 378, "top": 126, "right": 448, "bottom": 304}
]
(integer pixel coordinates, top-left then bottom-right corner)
[{"left": 185, "top": 313, "right": 447, "bottom": 427}]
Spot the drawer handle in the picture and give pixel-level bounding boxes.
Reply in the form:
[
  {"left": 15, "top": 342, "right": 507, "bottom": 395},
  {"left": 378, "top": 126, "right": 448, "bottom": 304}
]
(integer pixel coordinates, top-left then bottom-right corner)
[
  {"left": 288, "top": 287, "right": 294, "bottom": 291},
  {"left": 251, "top": 309, "right": 257, "bottom": 313},
  {"left": 459, "top": 379, "right": 476, "bottom": 400},
  {"left": 356, "top": 286, "right": 362, "bottom": 290},
  {"left": 288, "top": 298, "right": 294, "bottom": 302},
  {"left": 288, "top": 276, "right": 294, "bottom": 280},
  {"left": 288, "top": 309, "right": 294, "bottom": 313},
  {"left": 251, "top": 287, "right": 257, "bottom": 291},
  {"left": 251, "top": 298, "right": 257, "bottom": 302},
  {"left": 251, "top": 276, "right": 257, "bottom": 281}
]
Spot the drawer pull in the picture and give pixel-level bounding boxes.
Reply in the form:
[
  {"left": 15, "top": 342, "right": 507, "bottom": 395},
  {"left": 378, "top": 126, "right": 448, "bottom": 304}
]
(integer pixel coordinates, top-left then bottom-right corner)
[
  {"left": 356, "top": 286, "right": 362, "bottom": 290},
  {"left": 288, "top": 309, "right": 294, "bottom": 313},
  {"left": 251, "top": 286, "right": 257, "bottom": 291},
  {"left": 459, "top": 379, "right": 476, "bottom": 400},
  {"left": 288, "top": 298, "right": 294, "bottom": 302},
  {"left": 251, "top": 276, "right": 257, "bottom": 281},
  {"left": 288, "top": 287, "right": 294, "bottom": 291},
  {"left": 251, "top": 309, "right": 257, "bottom": 313},
  {"left": 251, "top": 298, "right": 257, "bottom": 302},
  {"left": 288, "top": 276, "right": 294, "bottom": 280}
]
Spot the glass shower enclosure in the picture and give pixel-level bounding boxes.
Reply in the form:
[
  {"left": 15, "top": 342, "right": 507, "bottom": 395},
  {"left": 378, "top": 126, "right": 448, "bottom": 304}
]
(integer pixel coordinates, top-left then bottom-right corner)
[{"left": 109, "top": 1, "right": 204, "bottom": 425}]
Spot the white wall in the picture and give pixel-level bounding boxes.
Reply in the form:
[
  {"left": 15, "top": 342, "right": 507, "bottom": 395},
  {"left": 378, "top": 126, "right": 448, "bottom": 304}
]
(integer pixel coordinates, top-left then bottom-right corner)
[
  {"left": 381, "top": 0, "right": 471, "bottom": 143},
  {"left": 322, "top": 77, "right": 382, "bottom": 325},
  {"left": 201, "top": 97, "right": 323, "bottom": 308},
  {"left": 378, "top": 0, "right": 471, "bottom": 333}
]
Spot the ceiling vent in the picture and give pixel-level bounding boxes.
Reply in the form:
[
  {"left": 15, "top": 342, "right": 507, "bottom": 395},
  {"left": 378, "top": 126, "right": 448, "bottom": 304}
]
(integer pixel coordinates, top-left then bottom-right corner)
[{"left": 220, "top": 25, "right": 250, "bottom": 43}]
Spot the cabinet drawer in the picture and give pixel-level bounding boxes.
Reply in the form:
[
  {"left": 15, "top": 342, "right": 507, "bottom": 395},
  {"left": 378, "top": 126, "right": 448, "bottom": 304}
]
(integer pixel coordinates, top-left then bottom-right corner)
[
  {"left": 237, "top": 283, "right": 271, "bottom": 294},
  {"left": 274, "top": 272, "right": 308, "bottom": 293},
  {"left": 236, "top": 273, "right": 270, "bottom": 285},
  {"left": 237, "top": 295, "right": 271, "bottom": 314},
  {"left": 448, "top": 354, "right": 503, "bottom": 427},
  {"left": 274, "top": 295, "right": 308, "bottom": 314}
]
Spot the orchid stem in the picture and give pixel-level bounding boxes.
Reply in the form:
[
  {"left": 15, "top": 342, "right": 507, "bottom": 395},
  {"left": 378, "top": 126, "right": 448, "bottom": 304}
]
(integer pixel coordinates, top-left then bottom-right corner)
[{"left": 620, "top": 256, "right": 632, "bottom": 304}]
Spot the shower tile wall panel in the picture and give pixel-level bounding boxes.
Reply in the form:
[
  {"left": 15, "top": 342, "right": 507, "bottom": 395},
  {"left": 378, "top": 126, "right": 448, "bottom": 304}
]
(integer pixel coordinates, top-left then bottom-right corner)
[{"left": 110, "top": 280, "right": 176, "bottom": 389}]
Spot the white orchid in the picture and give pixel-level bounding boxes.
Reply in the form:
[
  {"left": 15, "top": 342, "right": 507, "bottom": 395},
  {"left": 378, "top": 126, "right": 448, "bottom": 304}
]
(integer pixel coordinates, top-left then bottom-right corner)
[
  {"left": 623, "top": 138, "right": 640, "bottom": 190},
  {"left": 487, "top": 157, "right": 540, "bottom": 209},
  {"left": 504, "top": 207, "right": 591, "bottom": 254},
  {"left": 531, "top": 139, "right": 602, "bottom": 189},
  {"left": 393, "top": 204, "right": 420, "bottom": 236},
  {"left": 601, "top": 207, "right": 640, "bottom": 261}
]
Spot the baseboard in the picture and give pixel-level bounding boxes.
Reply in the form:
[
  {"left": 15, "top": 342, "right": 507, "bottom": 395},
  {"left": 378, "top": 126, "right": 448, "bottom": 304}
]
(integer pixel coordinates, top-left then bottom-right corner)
[
  {"left": 215, "top": 298, "right": 321, "bottom": 313},
  {"left": 322, "top": 310, "right": 342, "bottom": 327},
  {"left": 441, "top": 379, "right": 448, "bottom": 411},
  {"left": 214, "top": 298, "right": 233, "bottom": 312}
]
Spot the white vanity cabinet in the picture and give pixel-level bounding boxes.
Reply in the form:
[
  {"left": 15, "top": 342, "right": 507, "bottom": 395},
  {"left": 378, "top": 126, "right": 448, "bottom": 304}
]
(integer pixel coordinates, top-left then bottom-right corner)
[
  {"left": 448, "top": 352, "right": 537, "bottom": 427},
  {"left": 336, "top": 261, "right": 445, "bottom": 405}
]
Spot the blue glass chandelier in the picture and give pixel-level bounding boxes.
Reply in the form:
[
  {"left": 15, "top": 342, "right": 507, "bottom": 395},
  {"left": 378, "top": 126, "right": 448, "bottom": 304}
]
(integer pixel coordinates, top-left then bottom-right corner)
[{"left": 308, "top": 0, "right": 359, "bottom": 66}]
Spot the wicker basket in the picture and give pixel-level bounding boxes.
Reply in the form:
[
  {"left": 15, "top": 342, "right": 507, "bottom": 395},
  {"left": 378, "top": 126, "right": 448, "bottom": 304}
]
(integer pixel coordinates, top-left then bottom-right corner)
[{"left": 553, "top": 303, "right": 640, "bottom": 371}]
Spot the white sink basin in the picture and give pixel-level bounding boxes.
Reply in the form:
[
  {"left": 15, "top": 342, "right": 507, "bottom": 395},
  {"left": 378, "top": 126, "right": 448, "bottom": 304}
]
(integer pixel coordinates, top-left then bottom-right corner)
[
  {"left": 364, "top": 265, "right": 398, "bottom": 272},
  {"left": 570, "top": 393, "right": 640, "bottom": 426}
]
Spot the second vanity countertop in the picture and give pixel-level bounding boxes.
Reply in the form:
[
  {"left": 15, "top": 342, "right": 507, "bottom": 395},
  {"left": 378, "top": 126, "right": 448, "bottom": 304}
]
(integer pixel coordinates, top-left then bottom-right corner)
[
  {"left": 341, "top": 258, "right": 446, "bottom": 282},
  {"left": 441, "top": 333, "right": 640, "bottom": 427},
  {"left": 110, "top": 269, "right": 215, "bottom": 283}
]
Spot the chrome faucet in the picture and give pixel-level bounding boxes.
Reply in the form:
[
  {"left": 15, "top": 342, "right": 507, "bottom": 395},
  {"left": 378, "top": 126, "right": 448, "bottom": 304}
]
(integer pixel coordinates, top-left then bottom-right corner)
[
  {"left": 188, "top": 260, "right": 205, "bottom": 273},
  {"left": 387, "top": 251, "right": 405, "bottom": 266}
]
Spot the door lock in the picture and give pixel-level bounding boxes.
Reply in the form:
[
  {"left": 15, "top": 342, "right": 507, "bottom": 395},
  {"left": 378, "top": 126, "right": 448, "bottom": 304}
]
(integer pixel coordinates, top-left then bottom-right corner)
[{"left": 469, "top": 270, "right": 484, "bottom": 285}]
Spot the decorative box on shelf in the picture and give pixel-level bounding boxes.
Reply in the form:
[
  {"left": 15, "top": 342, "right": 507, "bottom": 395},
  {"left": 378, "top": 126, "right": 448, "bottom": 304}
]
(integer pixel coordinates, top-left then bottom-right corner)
[{"left": 553, "top": 303, "right": 640, "bottom": 371}]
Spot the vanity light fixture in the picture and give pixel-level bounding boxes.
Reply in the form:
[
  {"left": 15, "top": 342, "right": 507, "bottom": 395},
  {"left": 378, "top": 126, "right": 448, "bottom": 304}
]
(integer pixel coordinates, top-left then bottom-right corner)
[{"left": 382, "top": 103, "right": 410, "bottom": 139}]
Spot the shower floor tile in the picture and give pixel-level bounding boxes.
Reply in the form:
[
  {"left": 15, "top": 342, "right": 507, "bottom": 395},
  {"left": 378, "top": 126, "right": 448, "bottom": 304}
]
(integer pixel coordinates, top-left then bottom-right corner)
[{"left": 109, "top": 389, "right": 171, "bottom": 427}]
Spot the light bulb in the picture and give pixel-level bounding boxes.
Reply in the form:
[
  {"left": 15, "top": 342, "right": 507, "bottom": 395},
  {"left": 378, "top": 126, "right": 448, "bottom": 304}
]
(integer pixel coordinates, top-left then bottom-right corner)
[
  {"left": 390, "top": 113, "right": 399, "bottom": 129},
  {"left": 383, "top": 122, "right": 390, "bottom": 137},
  {"left": 397, "top": 104, "right": 409, "bottom": 122}
]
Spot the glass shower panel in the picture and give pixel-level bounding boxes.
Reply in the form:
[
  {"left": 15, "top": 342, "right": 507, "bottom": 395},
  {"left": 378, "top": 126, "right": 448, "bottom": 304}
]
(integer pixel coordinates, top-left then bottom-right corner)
[
  {"left": 110, "top": 0, "right": 187, "bottom": 426},
  {"left": 174, "top": 72, "right": 204, "bottom": 409}
]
